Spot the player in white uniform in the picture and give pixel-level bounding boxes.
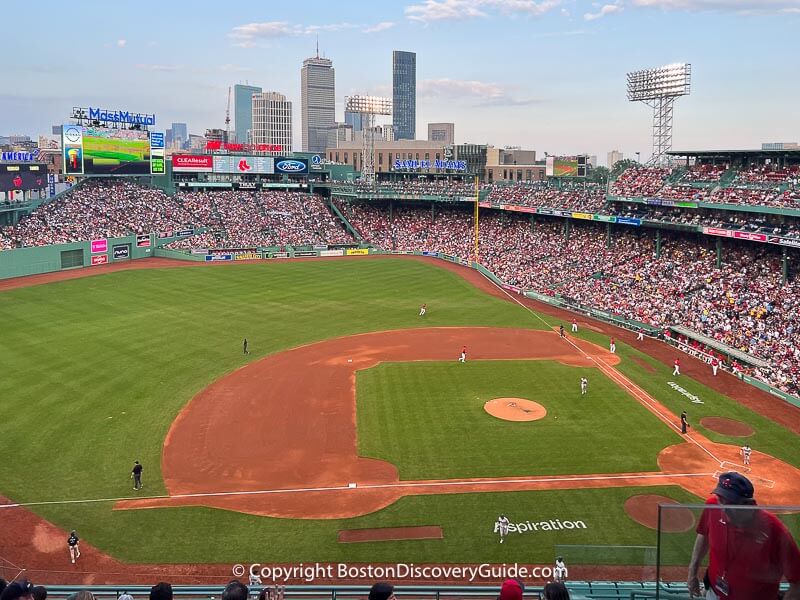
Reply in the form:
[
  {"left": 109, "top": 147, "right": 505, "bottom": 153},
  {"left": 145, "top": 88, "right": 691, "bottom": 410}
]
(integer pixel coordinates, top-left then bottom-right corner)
[
  {"left": 741, "top": 444, "right": 752, "bottom": 466},
  {"left": 571, "top": 319, "right": 578, "bottom": 333},
  {"left": 459, "top": 346, "right": 467, "bottom": 363},
  {"left": 419, "top": 303, "right": 427, "bottom": 317},
  {"left": 580, "top": 377, "right": 588, "bottom": 395},
  {"left": 496, "top": 514, "right": 510, "bottom": 543},
  {"left": 554, "top": 556, "right": 568, "bottom": 582}
]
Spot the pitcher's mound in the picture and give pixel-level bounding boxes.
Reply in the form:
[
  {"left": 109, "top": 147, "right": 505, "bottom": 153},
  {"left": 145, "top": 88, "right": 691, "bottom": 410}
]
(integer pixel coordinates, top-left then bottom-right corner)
[
  {"left": 700, "top": 417, "right": 754, "bottom": 437},
  {"left": 624, "top": 494, "right": 696, "bottom": 532},
  {"left": 484, "top": 398, "right": 546, "bottom": 422}
]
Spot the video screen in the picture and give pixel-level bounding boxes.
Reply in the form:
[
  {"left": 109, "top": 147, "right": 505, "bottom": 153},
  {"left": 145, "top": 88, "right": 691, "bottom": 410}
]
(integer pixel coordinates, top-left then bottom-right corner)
[{"left": 82, "top": 126, "right": 151, "bottom": 175}]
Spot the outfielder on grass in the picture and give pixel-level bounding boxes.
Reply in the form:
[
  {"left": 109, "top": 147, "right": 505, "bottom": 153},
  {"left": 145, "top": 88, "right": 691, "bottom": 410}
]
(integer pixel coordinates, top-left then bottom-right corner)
[{"left": 496, "top": 514, "right": 510, "bottom": 543}]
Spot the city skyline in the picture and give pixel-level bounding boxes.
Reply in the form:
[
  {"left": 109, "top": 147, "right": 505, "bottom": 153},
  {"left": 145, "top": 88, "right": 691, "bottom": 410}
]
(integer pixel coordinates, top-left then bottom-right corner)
[{"left": 2, "top": 0, "right": 800, "bottom": 164}]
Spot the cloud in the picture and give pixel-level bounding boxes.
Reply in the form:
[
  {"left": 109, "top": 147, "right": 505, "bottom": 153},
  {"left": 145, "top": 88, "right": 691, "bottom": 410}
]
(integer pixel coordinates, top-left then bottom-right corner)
[
  {"left": 418, "top": 78, "right": 541, "bottom": 106},
  {"left": 584, "top": 2, "right": 623, "bottom": 20},
  {"left": 116, "top": 39, "right": 127, "bottom": 47},
  {"left": 229, "top": 20, "right": 357, "bottom": 46},
  {"left": 631, "top": 0, "right": 800, "bottom": 13},
  {"left": 405, "top": 0, "right": 561, "bottom": 23},
  {"left": 363, "top": 21, "right": 396, "bottom": 33},
  {"left": 136, "top": 64, "right": 181, "bottom": 72}
]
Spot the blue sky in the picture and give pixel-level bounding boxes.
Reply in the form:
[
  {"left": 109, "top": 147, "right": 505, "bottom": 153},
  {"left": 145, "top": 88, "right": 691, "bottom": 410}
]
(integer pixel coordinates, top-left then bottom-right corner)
[{"left": 3, "top": 0, "right": 800, "bottom": 164}]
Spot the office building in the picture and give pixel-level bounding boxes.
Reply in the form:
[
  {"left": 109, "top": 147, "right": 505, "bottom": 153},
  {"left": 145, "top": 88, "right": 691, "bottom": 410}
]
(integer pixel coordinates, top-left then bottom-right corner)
[
  {"left": 427, "top": 123, "right": 454, "bottom": 145},
  {"left": 234, "top": 84, "right": 263, "bottom": 145},
  {"left": 301, "top": 52, "right": 336, "bottom": 153},
  {"left": 251, "top": 92, "right": 292, "bottom": 152},
  {"left": 344, "top": 110, "right": 363, "bottom": 132},
  {"left": 607, "top": 150, "right": 624, "bottom": 168},
  {"left": 171, "top": 123, "right": 188, "bottom": 148},
  {"left": 392, "top": 51, "right": 416, "bottom": 140}
]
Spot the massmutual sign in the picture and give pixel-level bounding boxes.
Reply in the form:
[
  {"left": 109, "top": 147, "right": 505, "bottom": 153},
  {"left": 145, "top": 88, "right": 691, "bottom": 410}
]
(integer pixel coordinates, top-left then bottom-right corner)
[
  {"left": 71, "top": 106, "right": 156, "bottom": 126},
  {"left": 393, "top": 159, "right": 468, "bottom": 172}
]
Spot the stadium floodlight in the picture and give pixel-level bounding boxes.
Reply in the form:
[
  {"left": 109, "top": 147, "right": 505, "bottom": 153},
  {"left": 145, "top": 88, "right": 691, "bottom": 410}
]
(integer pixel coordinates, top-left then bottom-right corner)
[
  {"left": 345, "top": 96, "right": 393, "bottom": 184},
  {"left": 626, "top": 63, "right": 691, "bottom": 166}
]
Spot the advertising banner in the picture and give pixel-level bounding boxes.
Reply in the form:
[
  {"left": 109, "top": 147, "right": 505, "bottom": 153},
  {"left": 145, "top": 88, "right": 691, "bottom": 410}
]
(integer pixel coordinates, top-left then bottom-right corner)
[
  {"left": 62, "top": 124, "right": 84, "bottom": 175},
  {"left": 346, "top": 248, "right": 369, "bottom": 256},
  {"left": 136, "top": 234, "right": 151, "bottom": 248},
  {"left": 0, "top": 165, "right": 48, "bottom": 193},
  {"left": 592, "top": 214, "right": 616, "bottom": 223},
  {"left": 703, "top": 227, "right": 734, "bottom": 238},
  {"left": 555, "top": 210, "right": 572, "bottom": 218},
  {"left": 48, "top": 173, "right": 56, "bottom": 197},
  {"left": 112, "top": 244, "right": 130, "bottom": 259},
  {"left": 571, "top": 212, "right": 593, "bottom": 220},
  {"left": 274, "top": 157, "right": 309, "bottom": 175},
  {"left": 172, "top": 154, "right": 213, "bottom": 172},
  {"left": 422, "top": 251, "right": 439, "bottom": 257},
  {"left": 82, "top": 126, "right": 151, "bottom": 175},
  {"left": 150, "top": 132, "right": 165, "bottom": 175},
  {"left": 91, "top": 239, "right": 108, "bottom": 253},
  {"left": 732, "top": 231, "right": 767, "bottom": 242},
  {"left": 294, "top": 251, "right": 317, "bottom": 257},
  {"left": 233, "top": 252, "right": 261, "bottom": 261},
  {"left": 205, "top": 254, "right": 232, "bottom": 261},
  {"left": 176, "top": 228, "right": 194, "bottom": 238},
  {"left": 213, "top": 155, "right": 274, "bottom": 174},
  {"left": 91, "top": 254, "right": 109, "bottom": 266},
  {"left": 320, "top": 249, "right": 344, "bottom": 257},
  {"left": 617, "top": 217, "right": 641, "bottom": 226},
  {"left": 537, "top": 208, "right": 554, "bottom": 215}
]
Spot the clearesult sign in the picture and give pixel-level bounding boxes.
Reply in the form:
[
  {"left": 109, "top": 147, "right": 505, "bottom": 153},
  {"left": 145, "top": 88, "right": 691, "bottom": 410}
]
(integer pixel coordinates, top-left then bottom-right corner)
[{"left": 172, "top": 154, "right": 213, "bottom": 172}]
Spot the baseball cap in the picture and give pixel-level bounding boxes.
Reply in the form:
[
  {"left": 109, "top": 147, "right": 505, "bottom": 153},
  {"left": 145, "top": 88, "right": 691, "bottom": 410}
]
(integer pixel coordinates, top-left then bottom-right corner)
[
  {"left": 713, "top": 471, "right": 754, "bottom": 504},
  {"left": 368, "top": 583, "right": 394, "bottom": 600},
  {"left": 499, "top": 579, "right": 524, "bottom": 600}
]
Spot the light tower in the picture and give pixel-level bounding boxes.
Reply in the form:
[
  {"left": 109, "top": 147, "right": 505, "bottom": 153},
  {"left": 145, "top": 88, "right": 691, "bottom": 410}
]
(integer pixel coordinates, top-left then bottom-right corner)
[
  {"left": 344, "top": 95, "right": 392, "bottom": 184},
  {"left": 626, "top": 63, "right": 691, "bottom": 166}
]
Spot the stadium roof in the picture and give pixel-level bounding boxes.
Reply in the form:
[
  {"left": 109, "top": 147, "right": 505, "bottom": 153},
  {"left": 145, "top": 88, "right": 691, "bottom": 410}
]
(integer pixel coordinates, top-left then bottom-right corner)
[{"left": 667, "top": 148, "right": 800, "bottom": 156}]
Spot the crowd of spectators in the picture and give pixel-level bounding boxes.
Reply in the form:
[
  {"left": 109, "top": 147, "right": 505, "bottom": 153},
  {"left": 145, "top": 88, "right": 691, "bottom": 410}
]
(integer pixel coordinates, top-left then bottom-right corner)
[
  {"left": 164, "top": 190, "right": 351, "bottom": 249},
  {"left": 341, "top": 200, "right": 800, "bottom": 396},
  {"left": 609, "top": 164, "right": 800, "bottom": 209},
  {"left": 484, "top": 182, "right": 607, "bottom": 212},
  {"left": 0, "top": 181, "right": 352, "bottom": 250},
  {"left": 0, "top": 180, "right": 197, "bottom": 250}
]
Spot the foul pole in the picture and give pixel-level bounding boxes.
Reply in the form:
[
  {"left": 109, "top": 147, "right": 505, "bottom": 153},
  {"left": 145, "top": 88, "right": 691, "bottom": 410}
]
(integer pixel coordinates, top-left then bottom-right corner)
[{"left": 473, "top": 175, "right": 480, "bottom": 264}]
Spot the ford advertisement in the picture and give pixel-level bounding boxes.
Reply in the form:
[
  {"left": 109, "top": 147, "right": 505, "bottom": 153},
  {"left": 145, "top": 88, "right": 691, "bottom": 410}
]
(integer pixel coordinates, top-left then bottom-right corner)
[{"left": 274, "top": 157, "right": 308, "bottom": 175}]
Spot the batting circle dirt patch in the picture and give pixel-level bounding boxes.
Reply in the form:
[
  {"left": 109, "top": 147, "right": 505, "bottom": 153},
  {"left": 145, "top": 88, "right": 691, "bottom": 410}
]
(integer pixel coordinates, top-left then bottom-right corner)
[
  {"left": 700, "top": 417, "right": 754, "bottom": 437},
  {"left": 624, "top": 494, "right": 696, "bottom": 532},
  {"left": 484, "top": 398, "right": 546, "bottom": 422}
]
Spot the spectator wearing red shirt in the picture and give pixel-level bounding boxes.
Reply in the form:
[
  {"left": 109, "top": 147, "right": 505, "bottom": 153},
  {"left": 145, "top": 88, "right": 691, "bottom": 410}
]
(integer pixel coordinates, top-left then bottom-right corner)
[{"left": 688, "top": 472, "right": 800, "bottom": 599}]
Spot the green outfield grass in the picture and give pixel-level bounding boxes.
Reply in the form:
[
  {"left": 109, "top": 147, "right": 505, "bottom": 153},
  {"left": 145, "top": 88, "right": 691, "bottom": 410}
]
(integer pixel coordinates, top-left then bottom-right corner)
[
  {"left": 0, "top": 257, "right": 798, "bottom": 564},
  {"left": 357, "top": 361, "right": 681, "bottom": 479},
  {"left": 35, "top": 485, "right": 702, "bottom": 564}
]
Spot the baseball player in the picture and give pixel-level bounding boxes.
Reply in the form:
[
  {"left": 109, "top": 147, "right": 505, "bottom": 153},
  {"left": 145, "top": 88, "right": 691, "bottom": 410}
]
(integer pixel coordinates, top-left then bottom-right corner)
[
  {"left": 459, "top": 346, "right": 467, "bottom": 363},
  {"left": 637, "top": 328, "right": 644, "bottom": 341},
  {"left": 559, "top": 324, "right": 565, "bottom": 338},
  {"left": 68, "top": 530, "right": 81, "bottom": 564},
  {"left": 580, "top": 377, "right": 588, "bottom": 395},
  {"left": 131, "top": 460, "right": 143, "bottom": 490},
  {"left": 609, "top": 337, "right": 616, "bottom": 353},
  {"left": 571, "top": 319, "right": 578, "bottom": 333},
  {"left": 496, "top": 514, "right": 510, "bottom": 543},
  {"left": 711, "top": 356, "right": 719, "bottom": 376},
  {"left": 673, "top": 358, "right": 681, "bottom": 376},
  {"left": 554, "top": 556, "right": 568, "bottom": 582},
  {"left": 243, "top": 338, "right": 250, "bottom": 355},
  {"left": 741, "top": 444, "right": 752, "bottom": 466},
  {"left": 419, "top": 303, "right": 427, "bottom": 317}
]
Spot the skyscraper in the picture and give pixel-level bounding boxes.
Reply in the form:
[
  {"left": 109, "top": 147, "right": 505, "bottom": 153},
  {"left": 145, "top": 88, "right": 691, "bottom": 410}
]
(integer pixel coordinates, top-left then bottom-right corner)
[
  {"left": 234, "top": 84, "right": 263, "bottom": 144},
  {"left": 171, "top": 123, "right": 188, "bottom": 148},
  {"left": 251, "top": 92, "right": 293, "bottom": 153},
  {"left": 344, "top": 110, "right": 363, "bottom": 132},
  {"left": 301, "top": 50, "right": 335, "bottom": 153},
  {"left": 607, "top": 150, "right": 624, "bottom": 168},
  {"left": 392, "top": 51, "right": 416, "bottom": 140}
]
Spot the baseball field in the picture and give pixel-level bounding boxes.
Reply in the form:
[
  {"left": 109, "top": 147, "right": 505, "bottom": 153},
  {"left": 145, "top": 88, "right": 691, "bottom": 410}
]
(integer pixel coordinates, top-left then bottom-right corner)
[{"left": 1, "top": 256, "right": 799, "bottom": 584}]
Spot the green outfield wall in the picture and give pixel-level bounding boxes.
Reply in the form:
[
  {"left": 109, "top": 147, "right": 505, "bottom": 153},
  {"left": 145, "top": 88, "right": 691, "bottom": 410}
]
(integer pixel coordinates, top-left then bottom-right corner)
[{"left": 0, "top": 234, "right": 155, "bottom": 280}]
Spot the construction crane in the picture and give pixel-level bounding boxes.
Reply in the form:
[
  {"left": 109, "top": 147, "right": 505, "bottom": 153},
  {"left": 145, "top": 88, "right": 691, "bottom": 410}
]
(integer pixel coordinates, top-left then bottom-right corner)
[{"left": 225, "top": 86, "right": 231, "bottom": 142}]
